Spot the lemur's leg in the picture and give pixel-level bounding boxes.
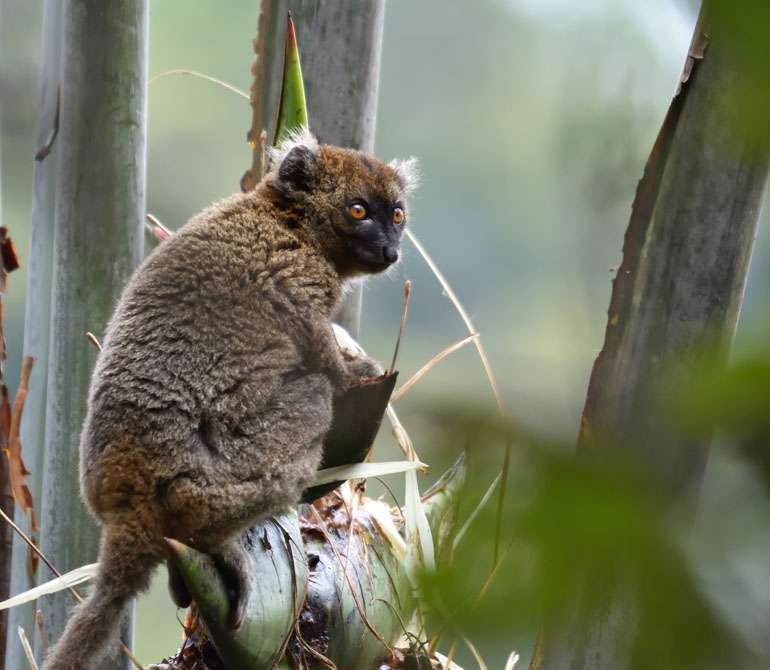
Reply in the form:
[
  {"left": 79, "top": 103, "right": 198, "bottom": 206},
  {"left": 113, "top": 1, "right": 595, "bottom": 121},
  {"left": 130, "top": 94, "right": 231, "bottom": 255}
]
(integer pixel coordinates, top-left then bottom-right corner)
[{"left": 162, "top": 372, "right": 332, "bottom": 628}]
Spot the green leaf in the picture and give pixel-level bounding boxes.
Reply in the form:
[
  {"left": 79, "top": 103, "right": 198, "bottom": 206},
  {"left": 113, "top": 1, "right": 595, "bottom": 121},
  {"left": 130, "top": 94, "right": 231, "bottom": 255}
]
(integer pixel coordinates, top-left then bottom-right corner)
[{"left": 272, "top": 12, "right": 309, "bottom": 147}]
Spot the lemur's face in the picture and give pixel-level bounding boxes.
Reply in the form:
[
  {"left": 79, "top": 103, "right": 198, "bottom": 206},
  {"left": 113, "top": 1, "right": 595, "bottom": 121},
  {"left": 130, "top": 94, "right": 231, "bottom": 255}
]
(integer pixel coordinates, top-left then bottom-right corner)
[
  {"left": 268, "top": 130, "right": 419, "bottom": 278},
  {"left": 332, "top": 152, "right": 409, "bottom": 273},
  {"left": 342, "top": 195, "right": 405, "bottom": 271}
]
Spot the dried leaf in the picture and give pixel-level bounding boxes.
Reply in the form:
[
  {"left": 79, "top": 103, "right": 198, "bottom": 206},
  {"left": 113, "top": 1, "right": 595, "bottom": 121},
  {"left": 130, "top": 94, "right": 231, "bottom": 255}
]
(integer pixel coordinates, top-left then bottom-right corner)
[
  {"left": 0, "top": 563, "right": 98, "bottom": 610},
  {"left": 17, "top": 627, "right": 39, "bottom": 670},
  {"left": 0, "top": 228, "right": 20, "bottom": 273},
  {"left": 0, "top": 386, "right": 10, "bottom": 442},
  {"left": 5, "top": 357, "right": 36, "bottom": 530},
  {"left": 311, "top": 460, "right": 426, "bottom": 488}
]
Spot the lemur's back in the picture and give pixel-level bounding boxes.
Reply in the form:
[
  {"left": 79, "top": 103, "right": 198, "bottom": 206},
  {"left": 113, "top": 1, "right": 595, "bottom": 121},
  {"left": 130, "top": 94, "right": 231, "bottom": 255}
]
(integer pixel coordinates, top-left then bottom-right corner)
[{"left": 79, "top": 191, "right": 322, "bottom": 521}]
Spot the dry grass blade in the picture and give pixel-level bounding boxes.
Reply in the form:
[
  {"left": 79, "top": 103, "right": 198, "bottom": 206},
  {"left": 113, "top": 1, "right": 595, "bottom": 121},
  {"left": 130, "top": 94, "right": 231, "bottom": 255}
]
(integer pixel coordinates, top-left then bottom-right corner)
[
  {"left": 312, "top": 460, "right": 426, "bottom": 487},
  {"left": 84, "top": 332, "right": 102, "bottom": 352},
  {"left": 0, "top": 508, "right": 78, "bottom": 603},
  {"left": 384, "top": 405, "right": 435, "bottom": 572},
  {"left": 0, "top": 564, "right": 97, "bottom": 610},
  {"left": 148, "top": 69, "right": 249, "bottom": 100},
  {"left": 404, "top": 229, "right": 512, "bottom": 566},
  {"left": 385, "top": 405, "right": 416, "bottom": 460},
  {"left": 17, "top": 626, "right": 39, "bottom": 670},
  {"left": 438, "top": 640, "right": 460, "bottom": 670},
  {"left": 463, "top": 637, "right": 489, "bottom": 670},
  {"left": 405, "top": 469, "right": 436, "bottom": 572},
  {"left": 404, "top": 230, "right": 504, "bottom": 415},
  {"left": 389, "top": 280, "right": 412, "bottom": 374},
  {"left": 391, "top": 333, "right": 478, "bottom": 403},
  {"left": 145, "top": 214, "right": 172, "bottom": 243},
  {"left": 293, "top": 619, "right": 338, "bottom": 669},
  {"left": 505, "top": 651, "right": 521, "bottom": 669},
  {"left": 35, "top": 609, "right": 48, "bottom": 654},
  {"left": 309, "top": 506, "right": 394, "bottom": 655}
]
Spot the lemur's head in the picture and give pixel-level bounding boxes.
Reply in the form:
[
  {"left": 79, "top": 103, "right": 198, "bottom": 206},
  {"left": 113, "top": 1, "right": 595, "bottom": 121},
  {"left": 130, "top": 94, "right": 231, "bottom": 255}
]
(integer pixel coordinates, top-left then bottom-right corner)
[{"left": 266, "top": 128, "right": 418, "bottom": 278}]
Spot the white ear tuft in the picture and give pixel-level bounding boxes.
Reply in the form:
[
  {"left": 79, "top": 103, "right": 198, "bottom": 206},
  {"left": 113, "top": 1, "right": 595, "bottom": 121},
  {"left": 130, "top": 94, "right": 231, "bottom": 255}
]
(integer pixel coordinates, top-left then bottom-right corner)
[
  {"left": 388, "top": 157, "right": 420, "bottom": 195},
  {"left": 267, "top": 126, "right": 320, "bottom": 169}
]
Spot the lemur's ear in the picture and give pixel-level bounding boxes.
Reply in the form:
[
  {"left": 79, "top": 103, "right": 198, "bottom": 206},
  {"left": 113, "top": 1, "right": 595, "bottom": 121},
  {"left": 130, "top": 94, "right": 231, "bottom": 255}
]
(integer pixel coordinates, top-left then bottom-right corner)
[
  {"left": 388, "top": 157, "right": 420, "bottom": 195},
  {"left": 269, "top": 127, "right": 320, "bottom": 191}
]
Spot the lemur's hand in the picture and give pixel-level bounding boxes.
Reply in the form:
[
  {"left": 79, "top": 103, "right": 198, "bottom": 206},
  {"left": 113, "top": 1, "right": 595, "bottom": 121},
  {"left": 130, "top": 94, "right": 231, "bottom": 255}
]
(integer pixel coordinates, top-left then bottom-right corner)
[{"left": 333, "top": 323, "right": 385, "bottom": 382}]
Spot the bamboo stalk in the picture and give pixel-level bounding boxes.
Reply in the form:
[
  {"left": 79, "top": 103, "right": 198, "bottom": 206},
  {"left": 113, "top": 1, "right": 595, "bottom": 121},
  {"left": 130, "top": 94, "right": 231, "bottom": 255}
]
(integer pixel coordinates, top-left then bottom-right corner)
[
  {"left": 35, "top": 2, "right": 149, "bottom": 668},
  {"left": 245, "top": 0, "right": 385, "bottom": 337}
]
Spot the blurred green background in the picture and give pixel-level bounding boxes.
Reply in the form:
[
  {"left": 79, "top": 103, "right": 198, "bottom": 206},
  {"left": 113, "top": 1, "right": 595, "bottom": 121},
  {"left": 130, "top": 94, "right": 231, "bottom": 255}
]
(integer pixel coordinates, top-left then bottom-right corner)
[{"left": 3, "top": 0, "right": 770, "bottom": 667}]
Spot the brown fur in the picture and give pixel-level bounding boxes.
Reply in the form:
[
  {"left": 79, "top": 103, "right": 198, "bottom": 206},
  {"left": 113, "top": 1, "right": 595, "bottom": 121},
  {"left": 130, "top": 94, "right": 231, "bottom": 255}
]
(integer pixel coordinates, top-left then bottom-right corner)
[{"left": 42, "top": 137, "right": 415, "bottom": 670}]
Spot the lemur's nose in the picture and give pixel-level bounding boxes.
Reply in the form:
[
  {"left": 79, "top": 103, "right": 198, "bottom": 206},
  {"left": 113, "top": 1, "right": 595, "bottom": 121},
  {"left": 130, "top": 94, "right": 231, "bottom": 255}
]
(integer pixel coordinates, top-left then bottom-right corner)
[{"left": 383, "top": 246, "right": 399, "bottom": 264}]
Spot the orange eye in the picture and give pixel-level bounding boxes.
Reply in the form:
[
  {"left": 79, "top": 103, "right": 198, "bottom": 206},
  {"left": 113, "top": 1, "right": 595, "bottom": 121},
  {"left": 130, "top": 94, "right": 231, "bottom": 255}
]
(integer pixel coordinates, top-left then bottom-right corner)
[
  {"left": 393, "top": 207, "right": 405, "bottom": 225},
  {"left": 348, "top": 203, "right": 367, "bottom": 220}
]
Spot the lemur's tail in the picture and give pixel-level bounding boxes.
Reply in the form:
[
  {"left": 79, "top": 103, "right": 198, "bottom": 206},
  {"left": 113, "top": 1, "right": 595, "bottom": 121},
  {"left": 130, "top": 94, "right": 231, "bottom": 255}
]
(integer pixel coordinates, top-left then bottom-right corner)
[{"left": 42, "top": 527, "right": 163, "bottom": 670}]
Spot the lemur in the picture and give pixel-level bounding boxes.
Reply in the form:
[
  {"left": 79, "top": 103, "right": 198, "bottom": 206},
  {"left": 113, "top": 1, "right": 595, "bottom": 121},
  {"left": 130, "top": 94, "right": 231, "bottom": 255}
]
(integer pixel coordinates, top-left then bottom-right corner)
[{"left": 42, "top": 129, "right": 418, "bottom": 670}]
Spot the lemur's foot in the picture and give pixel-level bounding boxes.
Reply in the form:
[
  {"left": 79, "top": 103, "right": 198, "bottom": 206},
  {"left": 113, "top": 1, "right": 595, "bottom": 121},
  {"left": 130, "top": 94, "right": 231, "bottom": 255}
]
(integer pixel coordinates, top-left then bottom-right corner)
[{"left": 213, "top": 541, "right": 251, "bottom": 630}]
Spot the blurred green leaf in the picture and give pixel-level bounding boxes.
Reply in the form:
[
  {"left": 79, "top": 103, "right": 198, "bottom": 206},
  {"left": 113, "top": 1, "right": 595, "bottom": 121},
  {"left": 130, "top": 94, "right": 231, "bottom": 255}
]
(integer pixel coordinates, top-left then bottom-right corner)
[
  {"left": 415, "top": 414, "right": 744, "bottom": 669},
  {"left": 709, "top": 0, "right": 770, "bottom": 147}
]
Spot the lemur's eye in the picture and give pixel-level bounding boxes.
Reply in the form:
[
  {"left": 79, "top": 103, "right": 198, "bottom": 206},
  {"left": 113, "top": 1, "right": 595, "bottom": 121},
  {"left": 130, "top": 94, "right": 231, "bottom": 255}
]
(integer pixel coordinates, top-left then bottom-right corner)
[
  {"left": 393, "top": 207, "right": 405, "bottom": 225},
  {"left": 348, "top": 203, "right": 367, "bottom": 220}
]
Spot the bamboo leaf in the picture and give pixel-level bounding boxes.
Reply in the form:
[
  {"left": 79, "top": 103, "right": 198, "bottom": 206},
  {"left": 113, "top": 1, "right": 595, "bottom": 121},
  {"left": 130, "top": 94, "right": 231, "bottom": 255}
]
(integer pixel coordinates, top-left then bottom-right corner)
[{"left": 272, "top": 12, "right": 309, "bottom": 147}]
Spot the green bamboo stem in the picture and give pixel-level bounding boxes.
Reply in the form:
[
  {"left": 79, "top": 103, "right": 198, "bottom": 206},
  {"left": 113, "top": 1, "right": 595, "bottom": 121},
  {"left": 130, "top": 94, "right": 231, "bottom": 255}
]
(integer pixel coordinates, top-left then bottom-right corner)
[
  {"left": 245, "top": 0, "right": 386, "bottom": 338},
  {"left": 5, "top": 2, "right": 62, "bottom": 667},
  {"left": 35, "top": 2, "right": 148, "bottom": 668}
]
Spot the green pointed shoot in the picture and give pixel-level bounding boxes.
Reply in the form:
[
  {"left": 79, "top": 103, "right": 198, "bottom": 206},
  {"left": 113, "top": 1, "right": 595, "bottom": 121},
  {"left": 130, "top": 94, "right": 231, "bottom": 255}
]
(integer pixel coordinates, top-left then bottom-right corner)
[
  {"left": 272, "top": 12, "right": 309, "bottom": 148},
  {"left": 165, "top": 513, "right": 308, "bottom": 670}
]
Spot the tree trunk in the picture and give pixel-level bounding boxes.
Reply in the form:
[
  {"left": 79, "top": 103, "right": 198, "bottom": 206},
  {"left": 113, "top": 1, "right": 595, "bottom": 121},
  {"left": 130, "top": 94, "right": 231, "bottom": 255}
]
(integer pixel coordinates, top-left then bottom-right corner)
[
  {"left": 537, "top": 9, "right": 770, "bottom": 669},
  {"left": 35, "top": 2, "right": 148, "bottom": 668},
  {"left": 4, "top": 2, "right": 62, "bottom": 667},
  {"left": 246, "top": 0, "right": 386, "bottom": 337}
]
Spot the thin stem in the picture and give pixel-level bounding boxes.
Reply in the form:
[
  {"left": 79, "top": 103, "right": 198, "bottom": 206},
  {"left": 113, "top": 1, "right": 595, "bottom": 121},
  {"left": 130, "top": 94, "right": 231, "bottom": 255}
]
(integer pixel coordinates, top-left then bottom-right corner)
[
  {"left": 452, "top": 471, "right": 502, "bottom": 552},
  {"left": 84, "top": 332, "right": 102, "bottom": 352},
  {"left": 148, "top": 69, "right": 249, "bottom": 100},
  {"left": 464, "top": 636, "right": 490, "bottom": 670},
  {"left": 405, "top": 229, "right": 511, "bottom": 568},
  {"left": 405, "top": 230, "right": 505, "bottom": 415},
  {"left": 17, "top": 627, "right": 39, "bottom": 670},
  {"left": 389, "top": 280, "right": 412, "bottom": 374},
  {"left": 391, "top": 333, "right": 477, "bottom": 403}
]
